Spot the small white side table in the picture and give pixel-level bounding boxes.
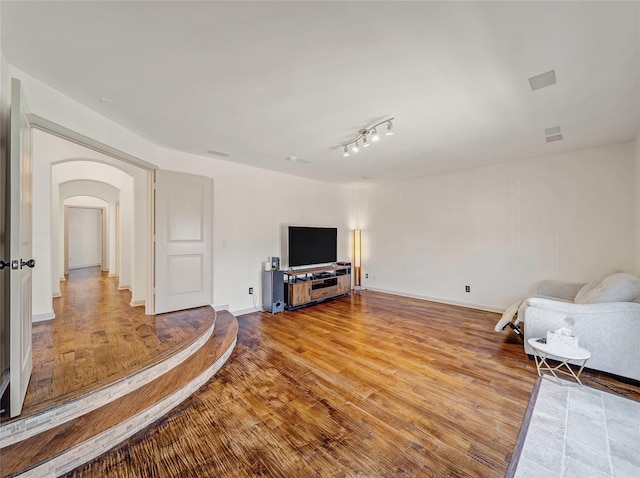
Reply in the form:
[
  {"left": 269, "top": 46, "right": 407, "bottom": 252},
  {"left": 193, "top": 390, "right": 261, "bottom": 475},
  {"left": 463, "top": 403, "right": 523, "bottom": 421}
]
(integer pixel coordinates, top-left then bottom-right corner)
[{"left": 527, "top": 338, "right": 591, "bottom": 386}]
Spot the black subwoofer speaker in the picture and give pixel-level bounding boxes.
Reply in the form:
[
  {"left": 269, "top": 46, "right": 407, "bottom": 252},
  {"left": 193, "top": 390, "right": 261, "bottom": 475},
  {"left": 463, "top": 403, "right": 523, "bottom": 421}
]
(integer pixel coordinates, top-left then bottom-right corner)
[{"left": 262, "top": 270, "right": 284, "bottom": 313}]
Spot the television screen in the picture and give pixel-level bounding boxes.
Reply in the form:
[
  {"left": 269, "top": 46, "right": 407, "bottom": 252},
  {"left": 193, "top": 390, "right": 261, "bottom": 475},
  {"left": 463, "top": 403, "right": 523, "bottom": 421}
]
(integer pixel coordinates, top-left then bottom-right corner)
[{"left": 288, "top": 226, "right": 337, "bottom": 267}]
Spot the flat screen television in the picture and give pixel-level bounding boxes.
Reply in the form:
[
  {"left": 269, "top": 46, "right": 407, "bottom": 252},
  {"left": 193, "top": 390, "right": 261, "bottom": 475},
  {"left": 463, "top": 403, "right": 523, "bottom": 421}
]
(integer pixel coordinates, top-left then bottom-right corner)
[{"left": 288, "top": 226, "right": 337, "bottom": 267}]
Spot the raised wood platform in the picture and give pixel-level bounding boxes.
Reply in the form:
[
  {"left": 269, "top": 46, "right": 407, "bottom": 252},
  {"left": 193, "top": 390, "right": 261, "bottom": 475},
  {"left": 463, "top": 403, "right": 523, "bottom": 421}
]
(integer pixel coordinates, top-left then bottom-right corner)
[
  {"left": 0, "top": 268, "right": 237, "bottom": 477},
  {"left": 22, "top": 267, "right": 215, "bottom": 414},
  {"left": 1, "top": 311, "right": 237, "bottom": 477}
]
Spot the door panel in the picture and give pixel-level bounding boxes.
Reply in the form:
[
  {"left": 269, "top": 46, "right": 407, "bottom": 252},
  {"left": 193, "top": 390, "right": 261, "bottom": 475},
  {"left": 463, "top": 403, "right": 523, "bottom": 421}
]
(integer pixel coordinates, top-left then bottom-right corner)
[
  {"left": 155, "top": 170, "right": 212, "bottom": 314},
  {"left": 9, "top": 78, "right": 33, "bottom": 417}
]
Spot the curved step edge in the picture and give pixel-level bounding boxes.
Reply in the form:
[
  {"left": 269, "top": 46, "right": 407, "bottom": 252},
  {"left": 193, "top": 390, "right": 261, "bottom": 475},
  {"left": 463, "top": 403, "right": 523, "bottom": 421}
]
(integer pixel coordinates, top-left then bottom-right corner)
[
  {"left": 0, "top": 314, "right": 217, "bottom": 449},
  {"left": 19, "top": 336, "right": 237, "bottom": 478}
]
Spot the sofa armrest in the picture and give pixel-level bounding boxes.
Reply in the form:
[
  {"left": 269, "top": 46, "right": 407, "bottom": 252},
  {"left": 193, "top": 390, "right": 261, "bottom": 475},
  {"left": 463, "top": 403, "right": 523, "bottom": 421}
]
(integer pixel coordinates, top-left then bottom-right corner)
[
  {"left": 532, "top": 280, "right": 585, "bottom": 301},
  {"left": 521, "top": 299, "right": 640, "bottom": 381}
]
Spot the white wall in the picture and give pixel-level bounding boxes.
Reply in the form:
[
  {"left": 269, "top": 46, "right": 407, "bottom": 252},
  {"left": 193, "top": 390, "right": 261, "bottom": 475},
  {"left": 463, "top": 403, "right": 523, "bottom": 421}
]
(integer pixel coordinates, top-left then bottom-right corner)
[
  {"left": 67, "top": 207, "right": 102, "bottom": 269},
  {"left": 635, "top": 132, "right": 640, "bottom": 275},
  {"left": 357, "top": 141, "right": 636, "bottom": 311},
  {"left": 153, "top": 149, "right": 352, "bottom": 313}
]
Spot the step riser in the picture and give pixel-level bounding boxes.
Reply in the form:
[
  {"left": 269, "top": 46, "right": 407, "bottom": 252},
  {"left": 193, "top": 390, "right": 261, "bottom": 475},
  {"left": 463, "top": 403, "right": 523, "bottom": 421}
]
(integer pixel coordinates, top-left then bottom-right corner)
[
  {"left": 18, "top": 339, "right": 236, "bottom": 478},
  {"left": 0, "top": 323, "right": 216, "bottom": 449}
]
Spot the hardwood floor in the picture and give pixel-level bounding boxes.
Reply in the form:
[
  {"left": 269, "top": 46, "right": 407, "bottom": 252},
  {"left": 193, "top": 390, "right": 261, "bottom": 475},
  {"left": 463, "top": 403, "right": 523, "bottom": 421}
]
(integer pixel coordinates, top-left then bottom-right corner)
[
  {"left": 0, "top": 311, "right": 236, "bottom": 477},
  {"left": 65, "top": 292, "right": 640, "bottom": 477},
  {"left": 3, "top": 266, "right": 214, "bottom": 420}
]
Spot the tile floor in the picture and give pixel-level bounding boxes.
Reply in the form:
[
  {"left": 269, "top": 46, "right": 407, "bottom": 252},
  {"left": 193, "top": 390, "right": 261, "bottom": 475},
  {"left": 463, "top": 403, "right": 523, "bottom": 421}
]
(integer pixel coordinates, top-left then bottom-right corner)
[{"left": 515, "top": 378, "right": 640, "bottom": 478}]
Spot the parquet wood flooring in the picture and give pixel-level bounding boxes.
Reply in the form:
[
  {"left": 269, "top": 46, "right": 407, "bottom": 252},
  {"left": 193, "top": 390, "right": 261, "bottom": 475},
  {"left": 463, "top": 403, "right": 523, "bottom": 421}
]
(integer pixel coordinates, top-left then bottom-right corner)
[
  {"left": 65, "top": 292, "right": 640, "bottom": 477},
  {"left": 2, "top": 267, "right": 214, "bottom": 421},
  {"left": 0, "top": 311, "right": 237, "bottom": 477}
]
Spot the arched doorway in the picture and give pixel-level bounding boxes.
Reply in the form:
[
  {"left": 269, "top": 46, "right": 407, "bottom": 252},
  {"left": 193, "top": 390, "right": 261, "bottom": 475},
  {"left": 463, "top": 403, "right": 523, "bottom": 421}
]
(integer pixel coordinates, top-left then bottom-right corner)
[{"left": 30, "top": 126, "right": 153, "bottom": 318}]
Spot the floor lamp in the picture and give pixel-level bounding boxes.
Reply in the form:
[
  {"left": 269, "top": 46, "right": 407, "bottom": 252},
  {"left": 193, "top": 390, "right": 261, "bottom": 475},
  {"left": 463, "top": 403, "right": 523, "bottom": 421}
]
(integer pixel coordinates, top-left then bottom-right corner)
[{"left": 353, "top": 229, "right": 361, "bottom": 291}]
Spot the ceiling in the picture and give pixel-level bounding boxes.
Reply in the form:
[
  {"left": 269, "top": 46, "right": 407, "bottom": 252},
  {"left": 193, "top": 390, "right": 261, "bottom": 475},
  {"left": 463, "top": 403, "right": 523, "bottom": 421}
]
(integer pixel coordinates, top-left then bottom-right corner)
[{"left": 2, "top": 1, "right": 639, "bottom": 186}]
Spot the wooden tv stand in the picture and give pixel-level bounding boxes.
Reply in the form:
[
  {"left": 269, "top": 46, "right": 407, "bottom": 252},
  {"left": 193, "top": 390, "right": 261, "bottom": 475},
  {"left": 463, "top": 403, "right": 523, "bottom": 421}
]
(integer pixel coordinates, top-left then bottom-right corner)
[{"left": 284, "top": 264, "right": 351, "bottom": 310}]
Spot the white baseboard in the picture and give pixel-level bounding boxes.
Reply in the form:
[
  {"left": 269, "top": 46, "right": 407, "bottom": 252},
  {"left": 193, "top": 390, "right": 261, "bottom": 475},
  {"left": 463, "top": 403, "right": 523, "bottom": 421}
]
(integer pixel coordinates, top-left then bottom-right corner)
[
  {"left": 108, "top": 273, "right": 118, "bottom": 278},
  {"left": 364, "top": 287, "right": 504, "bottom": 314},
  {"left": 232, "top": 306, "right": 264, "bottom": 316},
  {"left": 130, "top": 299, "right": 145, "bottom": 307},
  {"left": 52, "top": 291, "right": 61, "bottom": 298},
  {"left": 60, "top": 276, "right": 66, "bottom": 282},
  {"left": 212, "top": 304, "right": 230, "bottom": 312},
  {"left": 117, "top": 284, "right": 130, "bottom": 291},
  {"left": 69, "top": 263, "right": 101, "bottom": 270},
  {"left": 33, "top": 311, "right": 56, "bottom": 322}
]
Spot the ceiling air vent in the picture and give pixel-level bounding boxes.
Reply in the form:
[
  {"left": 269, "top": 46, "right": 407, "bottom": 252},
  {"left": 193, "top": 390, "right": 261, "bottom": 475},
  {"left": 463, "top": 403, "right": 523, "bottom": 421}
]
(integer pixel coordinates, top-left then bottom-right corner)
[
  {"left": 528, "top": 70, "right": 557, "bottom": 91},
  {"left": 206, "top": 148, "right": 230, "bottom": 158},
  {"left": 544, "top": 125, "right": 563, "bottom": 143}
]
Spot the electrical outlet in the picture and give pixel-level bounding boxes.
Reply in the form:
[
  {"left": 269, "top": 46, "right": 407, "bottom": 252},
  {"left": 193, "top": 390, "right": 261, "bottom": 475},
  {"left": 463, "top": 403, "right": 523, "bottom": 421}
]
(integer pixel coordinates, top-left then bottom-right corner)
[
  {"left": 365, "top": 273, "right": 369, "bottom": 279},
  {"left": 465, "top": 285, "right": 470, "bottom": 293},
  {"left": 249, "top": 287, "right": 253, "bottom": 295}
]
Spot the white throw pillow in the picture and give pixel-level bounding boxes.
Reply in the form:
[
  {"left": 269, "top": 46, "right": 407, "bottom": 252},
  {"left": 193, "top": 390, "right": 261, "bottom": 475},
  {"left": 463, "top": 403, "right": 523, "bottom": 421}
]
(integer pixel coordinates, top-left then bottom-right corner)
[
  {"left": 574, "top": 269, "right": 622, "bottom": 303},
  {"left": 575, "top": 272, "right": 640, "bottom": 304}
]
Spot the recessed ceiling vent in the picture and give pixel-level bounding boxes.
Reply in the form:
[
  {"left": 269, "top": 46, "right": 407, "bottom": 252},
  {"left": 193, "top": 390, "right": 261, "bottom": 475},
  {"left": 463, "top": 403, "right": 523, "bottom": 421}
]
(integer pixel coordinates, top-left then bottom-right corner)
[
  {"left": 286, "top": 156, "right": 312, "bottom": 164},
  {"left": 544, "top": 125, "right": 563, "bottom": 143},
  {"left": 206, "top": 148, "right": 230, "bottom": 158},
  {"left": 528, "top": 70, "right": 557, "bottom": 91}
]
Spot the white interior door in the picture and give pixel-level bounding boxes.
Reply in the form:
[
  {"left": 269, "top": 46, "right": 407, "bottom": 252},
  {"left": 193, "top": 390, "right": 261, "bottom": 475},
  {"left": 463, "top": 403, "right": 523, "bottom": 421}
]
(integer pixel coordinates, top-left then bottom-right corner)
[
  {"left": 66, "top": 206, "right": 103, "bottom": 270},
  {"left": 8, "top": 78, "right": 34, "bottom": 417},
  {"left": 154, "top": 170, "right": 212, "bottom": 314}
]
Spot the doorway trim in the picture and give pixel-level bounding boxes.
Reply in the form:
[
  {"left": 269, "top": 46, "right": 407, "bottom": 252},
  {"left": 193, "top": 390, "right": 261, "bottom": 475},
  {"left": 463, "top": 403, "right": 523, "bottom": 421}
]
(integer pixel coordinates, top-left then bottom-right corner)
[{"left": 29, "top": 114, "right": 158, "bottom": 315}]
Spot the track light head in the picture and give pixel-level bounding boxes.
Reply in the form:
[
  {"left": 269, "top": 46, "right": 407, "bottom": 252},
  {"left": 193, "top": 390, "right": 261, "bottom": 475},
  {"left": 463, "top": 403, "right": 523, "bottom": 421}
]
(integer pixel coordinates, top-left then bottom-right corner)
[
  {"left": 362, "top": 134, "right": 370, "bottom": 147},
  {"left": 343, "top": 145, "right": 350, "bottom": 157},
  {"left": 385, "top": 121, "right": 394, "bottom": 135},
  {"left": 371, "top": 128, "right": 380, "bottom": 142},
  {"left": 352, "top": 141, "right": 359, "bottom": 153}
]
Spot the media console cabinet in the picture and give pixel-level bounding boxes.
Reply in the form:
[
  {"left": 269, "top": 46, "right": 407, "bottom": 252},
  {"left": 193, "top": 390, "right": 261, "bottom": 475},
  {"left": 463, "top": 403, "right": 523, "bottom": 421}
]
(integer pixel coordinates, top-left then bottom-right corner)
[{"left": 284, "top": 263, "right": 351, "bottom": 310}]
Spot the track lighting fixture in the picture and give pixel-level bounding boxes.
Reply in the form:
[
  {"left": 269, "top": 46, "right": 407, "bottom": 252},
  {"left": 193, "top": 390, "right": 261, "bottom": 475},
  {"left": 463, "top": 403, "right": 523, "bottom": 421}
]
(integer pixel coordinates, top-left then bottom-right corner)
[{"left": 341, "top": 118, "right": 394, "bottom": 157}]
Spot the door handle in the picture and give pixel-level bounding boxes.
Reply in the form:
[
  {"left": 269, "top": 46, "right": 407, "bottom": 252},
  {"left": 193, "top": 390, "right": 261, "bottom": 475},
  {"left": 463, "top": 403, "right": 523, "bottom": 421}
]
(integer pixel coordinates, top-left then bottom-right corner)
[
  {"left": 0, "top": 261, "right": 9, "bottom": 270},
  {"left": 20, "top": 259, "right": 35, "bottom": 269}
]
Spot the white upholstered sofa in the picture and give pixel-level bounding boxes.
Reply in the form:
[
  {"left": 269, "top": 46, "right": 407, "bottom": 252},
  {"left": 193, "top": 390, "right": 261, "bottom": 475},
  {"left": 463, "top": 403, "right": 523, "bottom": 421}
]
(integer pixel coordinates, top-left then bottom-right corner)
[{"left": 502, "top": 272, "right": 640, "bottom": 382}]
